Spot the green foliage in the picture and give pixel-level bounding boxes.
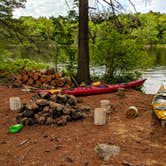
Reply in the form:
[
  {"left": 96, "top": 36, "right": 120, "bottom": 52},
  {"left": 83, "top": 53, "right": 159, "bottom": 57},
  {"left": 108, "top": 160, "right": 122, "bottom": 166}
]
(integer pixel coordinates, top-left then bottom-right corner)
[
  {"left": 0, "top": 10, "right": 166, "bottom": 83},
  {"left": 0, "top": 0, "right": 26, "bottom": 19},
  {"left": 89, "top": 21, "right": 153, "bottom": 79},
  {"left": 0, "top": 58, "right": 49, "bottom": 73}
]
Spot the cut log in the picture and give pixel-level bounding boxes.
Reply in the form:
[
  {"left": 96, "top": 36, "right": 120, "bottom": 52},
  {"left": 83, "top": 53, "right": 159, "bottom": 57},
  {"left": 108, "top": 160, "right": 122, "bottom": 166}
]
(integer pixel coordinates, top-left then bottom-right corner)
[
  {"left": 50, "top": 80, "right": 56, "bottom": 86},
  {"left": 117, "top": 88, "right": 125, "bottom": 98},
  {"left": 16, "top": 74, "right": 22, "bottom": 81},
  {"left": 34, "top": 80, "right": 41, "bottom": 87},
  {"left": 32, "top": 73, "right": 39, "bottom": 80},
  {"left": 55, "top": 73, "right": 62, "bottom": 79},
  {"left": 22, "top": 74, "right": 29, "bottom": 82},
  {"left": 45, "top": 75, "right": 52, "bottom": 82},
  {"left": 56, "top": 79, "right": 65, "bottom": 87},
  {"left": 126, "top": 106, "right": 139, "bottom": 119},
  {"left": 26, "top": 77, "right": 34, "bottom": 85},
  {"left": 40, "top": 75, "right": 47, "bottom": 83}
]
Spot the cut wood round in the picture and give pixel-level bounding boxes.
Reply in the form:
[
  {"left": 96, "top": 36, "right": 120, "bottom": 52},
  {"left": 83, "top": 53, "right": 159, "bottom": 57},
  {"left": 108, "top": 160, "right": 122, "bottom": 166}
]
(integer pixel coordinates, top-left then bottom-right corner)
[
  {"left": 40, "top": 75, "right": 47, "bottom": 83},
  {"left": 51, "top": 74, "right": 56, "bottom": 80},
  {"left": 26, "top": 77, "right": 34, "bottom": 85},
  {"left": 22, "top": 74, "right": 29, "bottom": 82},
  {"left": 50, "top": 80, "right": 56, "bottom": 86},
  {"left": 45, "top": 75, "right": 52, "bottom": 82},
  {"left": 27, "top": 71, "right": 33, "bottom": 77},
  {"left": 126, "top": 106, "right": 139, "bottom": 119},
  {"left": 117, "top": 88, "right": 125, "bottom": 98},
  {"left": 55, "top": 73, "right": 62, "bottom": 79},
  {"left": 34, "top": 80, "right": 41, "bottom": 87},
  {"left": 16, "top": 74, "right": 22, "bottom": 81},
  {"left": 45, "top": 69, "right": 54, "bottom": 75},
  {"left": 32, "top": 73, "right": 39, "bottom": 80},
  {"left": 56, "top": 79, "right": 65, "bottom": 87}
]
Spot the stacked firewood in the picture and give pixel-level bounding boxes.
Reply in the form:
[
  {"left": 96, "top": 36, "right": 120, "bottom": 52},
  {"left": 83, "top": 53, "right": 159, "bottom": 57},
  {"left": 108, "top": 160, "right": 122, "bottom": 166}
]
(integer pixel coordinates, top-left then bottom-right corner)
[
  {"left": 16, "top": 92, "right": 91, "bottom": 126},
  {"left": 14, "top": 69, "right": 73, "bottom": 89}
]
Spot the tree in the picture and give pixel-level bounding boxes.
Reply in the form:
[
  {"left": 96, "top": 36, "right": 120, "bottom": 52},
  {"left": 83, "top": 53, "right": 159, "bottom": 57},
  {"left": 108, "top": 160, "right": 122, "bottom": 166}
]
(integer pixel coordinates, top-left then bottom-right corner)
[
  {"left": 0, "top": 0, "right": 27, "bottom": 44},
  {"left": 0, "top": 0, "right": 26, "bottom": 19},
  {"left": 78, "top": 0, "right": 91, "bottom": 83},
  {"left": 77, "top": 0, "right": 140, "bottom": 83}
]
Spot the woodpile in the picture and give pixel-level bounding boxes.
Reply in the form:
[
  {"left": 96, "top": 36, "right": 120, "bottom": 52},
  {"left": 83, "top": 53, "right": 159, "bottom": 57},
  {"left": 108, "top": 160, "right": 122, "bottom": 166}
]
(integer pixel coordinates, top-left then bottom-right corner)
[
  {"left": 14, "top": 69, "right": 73, "bottom": 89},
  {"left": 16, "top": 92, "right": 91, "bottom": 126}
]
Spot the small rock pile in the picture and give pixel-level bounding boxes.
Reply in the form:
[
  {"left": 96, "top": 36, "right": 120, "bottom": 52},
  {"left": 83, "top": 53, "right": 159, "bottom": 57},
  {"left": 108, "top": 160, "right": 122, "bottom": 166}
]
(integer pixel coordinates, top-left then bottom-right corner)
[{"left": 16, "top": 92, "right": 90, "bottom": 126}]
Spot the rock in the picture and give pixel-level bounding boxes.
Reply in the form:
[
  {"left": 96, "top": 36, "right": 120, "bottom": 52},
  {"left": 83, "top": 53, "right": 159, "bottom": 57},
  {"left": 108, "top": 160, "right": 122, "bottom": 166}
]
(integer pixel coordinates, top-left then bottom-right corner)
[
  {"left": 95, "top": 144, "right": 120, "bottom": 161},
  {"left": 49, "top": 101, "right": 64, "bottom": 111},
  {"left": 0, "top": 141, "right": 7, "bottom": 144},
  {"left": 18, "top": 104, "right": 26, "bottom": 113},
  {"left": 77, "top": 98, "right": 84, "bottom": 103},
  {"left": 43, "top": 106, "right": 50, "bottom": 113},
  {"left": 66, "top": 95, "right": 77, "bottom": 105},
  {"left": 46, "top": 117, "right": 53, "bottom": 125},
  {"left": 64, "top": 115, "right": 72, "bottom": 122},
  {"left": 37, "top": 116, "right": 46, "bottom": 125},
  {"left": 27, "top": 118, "right": 36, "bottom": 126},
  {"left": 26, "top": 101, "right": 39, "bottom": 110},
  {"left": 56, "top": 94, "right": 67, "bottom": 104},
  {"left": 31, "top": 94, "right": 41, "bottom": 101},
  {"left": 20, "top": 117, "right": 29, "bottom": 125},
  {"left": 36, "top": 99, "right": 49, "bottom": 106},
  {"left": 49, "top": 94, "right": 57, "bottom": 102},
  {"left": 71, "top": 111, "right": 82, "bottom": 120},
  {"left": 122, "top": 160, "right": 141, "bottom": 166},
  {"left": 56, "top": 116, "right": 67, "bottom": 126},
  {"left": 63, "top": 106, "right": 73, "bottom": 115},
  {"left": 78, "top": 105, "right": 91, "bottom": 112},
  {"left": 84, "top": 160, "right": 89, "bottom": 166},
  {"left": 23, "top": 110, "right": 34, "bottom": 118},
  {"left": 39, "top": 92, "right": 50, "bottom": 99},
  {"left": 65, "top": 156, "right": 74, "bottom": 163},
  {"left": 16, "top": 93, "right": 88, "bottom": 127}
]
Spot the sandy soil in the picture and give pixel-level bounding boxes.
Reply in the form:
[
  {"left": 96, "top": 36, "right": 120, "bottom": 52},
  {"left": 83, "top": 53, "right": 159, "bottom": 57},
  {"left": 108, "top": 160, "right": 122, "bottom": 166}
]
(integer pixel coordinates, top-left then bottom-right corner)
[{"left": 0, "top": 86, "right": 166, "bottom": 166}]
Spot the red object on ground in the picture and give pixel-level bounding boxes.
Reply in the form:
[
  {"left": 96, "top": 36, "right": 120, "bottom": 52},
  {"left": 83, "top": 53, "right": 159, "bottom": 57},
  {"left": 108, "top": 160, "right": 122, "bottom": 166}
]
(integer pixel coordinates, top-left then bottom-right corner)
[{"left": 62, "top": 79, "right": 146, "bottom": 96}]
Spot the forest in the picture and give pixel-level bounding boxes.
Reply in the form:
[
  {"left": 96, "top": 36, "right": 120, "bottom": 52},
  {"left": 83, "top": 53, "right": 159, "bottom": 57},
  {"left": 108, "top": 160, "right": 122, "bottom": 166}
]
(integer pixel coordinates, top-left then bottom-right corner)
[{"left": 1, "top": 2, "right": 166, "bottom": 83}]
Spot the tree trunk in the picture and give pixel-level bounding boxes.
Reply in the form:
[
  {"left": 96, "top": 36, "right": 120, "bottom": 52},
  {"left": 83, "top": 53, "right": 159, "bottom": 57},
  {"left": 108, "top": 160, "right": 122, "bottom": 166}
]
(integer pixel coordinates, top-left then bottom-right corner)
[{"left": 78, "top": 0, "right": 91, "bottom": 84}]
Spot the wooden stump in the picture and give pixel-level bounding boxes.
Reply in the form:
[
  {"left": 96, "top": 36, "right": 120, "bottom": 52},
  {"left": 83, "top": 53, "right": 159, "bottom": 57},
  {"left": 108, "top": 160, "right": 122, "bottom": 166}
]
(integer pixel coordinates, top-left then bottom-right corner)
[
  {"left": 126, "top": 106, "right": 139, "bottom": 119},
  {"left": 117, "top": 88, "right": 125, "bottom": 98}
]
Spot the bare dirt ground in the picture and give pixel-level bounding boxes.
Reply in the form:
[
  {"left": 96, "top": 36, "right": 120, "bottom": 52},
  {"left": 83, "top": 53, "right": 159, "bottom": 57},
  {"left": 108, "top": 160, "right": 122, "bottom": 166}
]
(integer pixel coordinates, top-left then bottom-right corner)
[{"left": 0, "top": 86, "right": 166, "bottom": 166}]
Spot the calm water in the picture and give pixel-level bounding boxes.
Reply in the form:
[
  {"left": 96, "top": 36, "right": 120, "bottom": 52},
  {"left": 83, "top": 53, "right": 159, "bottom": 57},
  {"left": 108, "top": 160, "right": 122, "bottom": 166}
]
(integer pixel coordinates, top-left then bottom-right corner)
[
  {"left": 90, "top": 47, "right": 166, "bottom": 94},
  {"left": 142, "top": 66, "right": 166, "bottom": 94},
  {"left": 142, "top": 47, "right": 166, "bottom": 94}
]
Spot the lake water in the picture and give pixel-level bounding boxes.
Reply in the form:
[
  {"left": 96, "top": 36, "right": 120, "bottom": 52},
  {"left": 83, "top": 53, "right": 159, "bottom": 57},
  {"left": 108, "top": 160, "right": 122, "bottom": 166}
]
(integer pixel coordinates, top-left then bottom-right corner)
[
  {"left": 142, "top": 66, "right": 166, "bottom": 94},
  {"left": 90, "top": 47, "right": 166, "bottom": 94},
  {"left": 142, "top": 47, "right": 166, "bottom": 94}
]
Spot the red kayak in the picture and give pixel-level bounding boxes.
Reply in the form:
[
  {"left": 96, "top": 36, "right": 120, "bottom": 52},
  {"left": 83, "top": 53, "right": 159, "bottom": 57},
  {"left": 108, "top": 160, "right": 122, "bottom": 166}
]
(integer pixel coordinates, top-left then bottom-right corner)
[{"left": 62, "top": 79, "right": 146, "bottom": 96}]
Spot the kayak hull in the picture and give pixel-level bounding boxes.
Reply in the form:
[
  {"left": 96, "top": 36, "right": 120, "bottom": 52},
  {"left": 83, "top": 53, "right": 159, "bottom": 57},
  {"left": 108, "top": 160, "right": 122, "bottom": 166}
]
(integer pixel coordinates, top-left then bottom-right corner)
[{"left": 63, "top": 79, "right": 146, "bottom": 96}]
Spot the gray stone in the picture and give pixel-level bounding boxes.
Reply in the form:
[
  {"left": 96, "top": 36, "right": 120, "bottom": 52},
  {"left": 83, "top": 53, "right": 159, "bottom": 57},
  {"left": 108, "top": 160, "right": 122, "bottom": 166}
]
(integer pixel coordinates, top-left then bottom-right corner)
[{"left": 95, "top": 144, "right": 120, "bottom": 161}]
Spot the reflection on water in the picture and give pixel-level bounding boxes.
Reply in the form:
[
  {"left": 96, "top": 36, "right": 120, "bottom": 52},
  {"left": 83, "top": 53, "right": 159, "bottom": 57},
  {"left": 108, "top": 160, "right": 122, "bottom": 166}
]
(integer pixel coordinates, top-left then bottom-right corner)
[
  {"left": 142, "top": 66, "right": 166, "bottom": 94},
  {"left": 90, "top": 65, "right": 166, "bottom": 94},
  {"left": 142, "top": 47, "right": 166, "bottom": 94}
]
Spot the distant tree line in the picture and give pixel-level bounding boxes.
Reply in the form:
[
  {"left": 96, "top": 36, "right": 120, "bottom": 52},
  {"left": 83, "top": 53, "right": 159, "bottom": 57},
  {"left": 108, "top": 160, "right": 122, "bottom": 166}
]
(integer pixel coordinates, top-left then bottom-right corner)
[{"left": 0, "top": 0, "right": 166, "bottom": 81}]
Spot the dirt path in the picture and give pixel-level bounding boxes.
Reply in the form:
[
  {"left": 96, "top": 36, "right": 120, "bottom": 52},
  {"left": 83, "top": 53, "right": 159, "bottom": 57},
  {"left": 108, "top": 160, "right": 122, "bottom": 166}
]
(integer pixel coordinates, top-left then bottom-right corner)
[{"left": 0, "top": 86, "right": 166, "bottom": 166}]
